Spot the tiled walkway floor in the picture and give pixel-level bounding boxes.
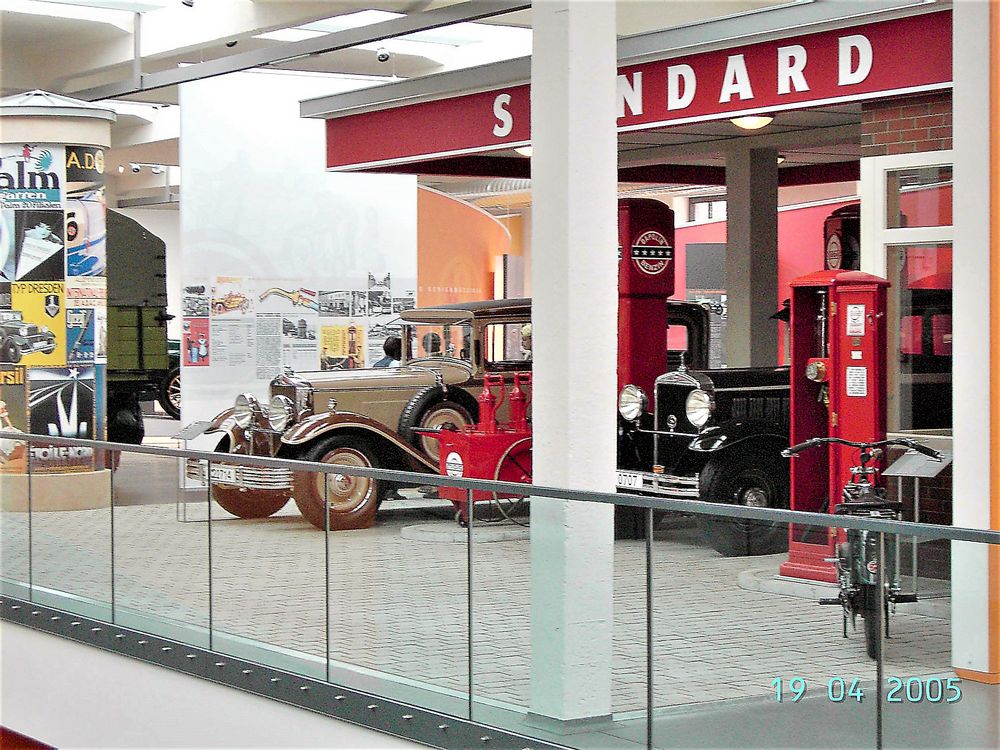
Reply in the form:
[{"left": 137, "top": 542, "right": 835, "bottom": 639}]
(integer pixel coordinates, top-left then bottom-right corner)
[{"left": 1, "top": 481, "right": 952, "bottom": 715}]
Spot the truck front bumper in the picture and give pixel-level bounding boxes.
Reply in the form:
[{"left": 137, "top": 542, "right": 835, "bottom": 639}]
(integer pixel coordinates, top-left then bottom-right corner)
[{"left": 615, "top": 469, "right": 700, "bottom": 499}]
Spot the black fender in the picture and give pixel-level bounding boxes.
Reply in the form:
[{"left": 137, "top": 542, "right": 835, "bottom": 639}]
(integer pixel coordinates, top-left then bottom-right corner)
[
  {"left": 617, "top": 413, "right": 653, "bottom": 471},
  {"left": 689, "top": 420, "right": 788, "bottom": 456},
  {"left": 397, "top": 384, "right": 479, "bottom": 449}
]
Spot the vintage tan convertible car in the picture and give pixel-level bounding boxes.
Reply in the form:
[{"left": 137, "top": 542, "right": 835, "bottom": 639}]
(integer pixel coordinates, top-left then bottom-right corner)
[{"left": 198, "top": 299, "right": 531, "bottom": 530}]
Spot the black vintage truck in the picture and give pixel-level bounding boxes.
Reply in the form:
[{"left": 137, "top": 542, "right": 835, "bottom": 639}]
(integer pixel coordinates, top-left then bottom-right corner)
[{"left": 105, "top": 210, "right": 180, "bottom": 443}]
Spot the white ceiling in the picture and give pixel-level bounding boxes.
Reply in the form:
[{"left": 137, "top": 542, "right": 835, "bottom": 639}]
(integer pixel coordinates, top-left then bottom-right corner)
[{"left": 2, "top": 1, "right": 873, "bottom": 203}]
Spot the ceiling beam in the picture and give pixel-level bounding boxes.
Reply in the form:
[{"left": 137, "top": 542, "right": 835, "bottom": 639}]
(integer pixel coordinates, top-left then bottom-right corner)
[
  {"left": 302, "top": 0, "right": 941, "bottom": 119},
  {"left": 70, "top": 0, "right": 531, "bottom": 102}
]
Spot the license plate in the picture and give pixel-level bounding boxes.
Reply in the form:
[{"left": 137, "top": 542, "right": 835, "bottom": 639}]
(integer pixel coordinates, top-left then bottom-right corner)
[
  {"left": 616, "top": 471, "right": 644, "bottom": 489},
  {"left": 210, "top": 465, "right": 238, "bottom": 484}
]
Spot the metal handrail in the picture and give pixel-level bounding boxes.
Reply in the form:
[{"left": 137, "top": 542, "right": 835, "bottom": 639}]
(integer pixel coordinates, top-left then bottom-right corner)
[{"left": 2, "top": 430, "right": 998, "bottom": 545}]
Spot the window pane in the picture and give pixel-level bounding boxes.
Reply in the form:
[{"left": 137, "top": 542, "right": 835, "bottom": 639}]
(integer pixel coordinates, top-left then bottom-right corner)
[
  {"left": 885, "top": 166, "right": 952, "bottom": 228},
  {"left": 887, "top": 243, "right": 952, "bottom": 433}
]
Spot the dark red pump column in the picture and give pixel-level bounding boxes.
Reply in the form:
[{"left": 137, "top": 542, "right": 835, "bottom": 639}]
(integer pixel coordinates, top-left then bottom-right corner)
[
  {"left": 780, "top": 270, "right": 890, "bottom": 582},
  {"left": 617, "top": 199, "right": 675, "bottom": 397}
]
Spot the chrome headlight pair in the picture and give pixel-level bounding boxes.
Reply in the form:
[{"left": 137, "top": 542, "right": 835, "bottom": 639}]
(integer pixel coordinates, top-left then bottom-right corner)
[{"left": 233, "top": 393, "right": 295, "bottom": 431}]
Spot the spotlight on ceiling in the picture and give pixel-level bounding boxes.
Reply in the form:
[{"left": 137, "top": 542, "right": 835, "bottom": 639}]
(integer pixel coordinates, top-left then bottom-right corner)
[
  {"left": 514, "top": 146, "right": 533, "bottom": 157},
  {"left": 117, "top": 165, "right": 125, "bottom": 174},
  {"left": 130, "top": 163, "right": 141, "bottom": 173},
  {"left": 777, "top": 154, "right": 786, "bottom": 164},
  {"left": 151, "top": 166, "right": 165, "bottom": 175},
  {"left": 730, "top": 115, "right": 774, "bottom": 130}
]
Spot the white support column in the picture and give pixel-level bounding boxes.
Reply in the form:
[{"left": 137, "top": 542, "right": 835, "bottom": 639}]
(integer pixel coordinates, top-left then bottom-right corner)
[
  {"left": 724, "top": 147, "right": 779, "bottom": 367},
  {"left": 528, "top": 0, "right": 617, "bottom": 723},
  {"left": 950, "top": 0, "right": 994, "bottom": 677}
]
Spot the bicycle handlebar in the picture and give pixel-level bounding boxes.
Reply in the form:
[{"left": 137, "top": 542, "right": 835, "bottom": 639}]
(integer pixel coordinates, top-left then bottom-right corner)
[{"left": 781, "top": 436, "right": 943, "bottom": 461}]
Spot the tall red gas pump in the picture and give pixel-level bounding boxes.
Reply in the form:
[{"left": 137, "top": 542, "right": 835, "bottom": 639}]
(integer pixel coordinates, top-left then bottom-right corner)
[
  {"left": 617, "top": 199, "right": 675, "bottom": 397},
  {"left": 779, "top": 270, "right": 890, "bottom": 583}
]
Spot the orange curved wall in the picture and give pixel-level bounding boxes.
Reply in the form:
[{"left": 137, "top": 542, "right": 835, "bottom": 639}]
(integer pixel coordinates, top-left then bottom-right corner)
[{"left": 417, "top": 187, "right": 512, "bottom": 307}]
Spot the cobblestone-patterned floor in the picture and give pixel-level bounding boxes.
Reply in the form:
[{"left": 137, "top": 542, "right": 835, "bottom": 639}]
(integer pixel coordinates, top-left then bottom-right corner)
[{"left": 1, "top": 498, "right": 951, "bottom": 714}]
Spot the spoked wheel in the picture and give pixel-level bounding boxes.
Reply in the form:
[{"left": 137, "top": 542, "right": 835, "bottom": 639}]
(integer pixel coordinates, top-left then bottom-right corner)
[
  {"left": 478, "top": 437, "right": 531, "bottom": 525},
  {"left": 158, "top": 366, "right": 181, "bottom": 419},
  {"left": 292, "top": 435, "right": 381, "bottom": 531}
]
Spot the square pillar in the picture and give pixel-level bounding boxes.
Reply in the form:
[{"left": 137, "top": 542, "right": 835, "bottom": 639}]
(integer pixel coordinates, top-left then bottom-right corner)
[
  {"left": 724, "top": 147, "right": 779, "bottom": 367},
  {"left": 528, "top": 0, "right": 617, "bottom": 723}
]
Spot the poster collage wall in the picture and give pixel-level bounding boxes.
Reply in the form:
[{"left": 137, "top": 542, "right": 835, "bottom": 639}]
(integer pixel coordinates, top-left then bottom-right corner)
[
  {"left": 182, "top": 273, "right": 414, "bottom": 381},
  {"left": 1, "top": 142, "right": 108, "bottom": 475}
]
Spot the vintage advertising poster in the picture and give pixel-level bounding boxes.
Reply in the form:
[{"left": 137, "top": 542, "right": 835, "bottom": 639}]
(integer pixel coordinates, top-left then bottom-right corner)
[
  {"left": 182, "top": 317, "right": 211, "bottom": 366},
  {"left": 1, "top": 209, "right": 65, "bottom": 282},
  {"left": 182, "top": 281, "right": 210, "bottom": 318},
  {"left": 0, "top": 365, "right": 28, "bottom": 474},
  {"left": 319, "top": 319, "right": 366, "bottom": 370},
  {"left": 66, "top": 276, "right": 106, "bottom": 308},
  {"left": 256, "top": 278, "right": 319, "bottom": 373},
  {"left": 64, "top": 146, "right": 107, "bottom": 277},
  {"left": 0, "top": 144, "right": 64, "bottom": 210},
  {"left": 28, "top": 366, "right": 95, "bottom": 473},
  {"left": 211, "top": 276, "right": 252, "bottom": 317},
  {"left": 65, "top": 307, "right": 96, "bottom": 365},
  {"left": 6, "top": 281, "right": 66, "bottom": 367}
]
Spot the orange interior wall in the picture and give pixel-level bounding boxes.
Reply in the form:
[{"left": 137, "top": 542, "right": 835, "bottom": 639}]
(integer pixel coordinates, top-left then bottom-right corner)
[{"left": 417, "top": 187, "right": 512, "bottom": 307}]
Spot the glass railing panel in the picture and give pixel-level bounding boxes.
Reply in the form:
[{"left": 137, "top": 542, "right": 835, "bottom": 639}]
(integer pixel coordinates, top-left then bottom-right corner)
[
  {"left": 643, "top": 513, "right": 881, "bottom": 750},
  {"left": 111, "top": 446, "right": 210, "bottom": 647},
  {"left": 884, "top": 536, "right": 998, "bottom": 750},
  {"left": 324, "top": 476, "right": 473, "bottom": 716},
  {"left": 206, "top": 458, "right": 326, "bottom": 680},
  {"left": 0, "top": 436, "right": 31, "bottom": 597},
  {"left": 25, "top": 441, "right": 113, "bottom": 620}
]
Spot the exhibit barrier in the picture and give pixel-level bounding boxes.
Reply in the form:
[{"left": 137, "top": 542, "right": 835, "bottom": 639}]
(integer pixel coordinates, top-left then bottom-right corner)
[{"left": 1, "top": 431, "right": 998, "bottom": 750}]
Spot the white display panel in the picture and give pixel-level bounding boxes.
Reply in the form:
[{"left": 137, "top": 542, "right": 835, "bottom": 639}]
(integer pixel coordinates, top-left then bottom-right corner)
[{"left": 179, "top": 70, "right": 417, "bottom": 443}]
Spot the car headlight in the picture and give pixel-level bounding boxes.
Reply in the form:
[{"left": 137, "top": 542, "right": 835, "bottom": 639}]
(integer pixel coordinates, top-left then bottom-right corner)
[
  {"left": 617, "top": 384, "right": 647, "bottom": 422},
  {"left": 18, "top": 327, "right": 28, "bottom": 336},
  {"left": 685, "top": 388, "right": 714, "bottom": 428},
  {"left": 233, "top": 393, "right": 260, "bottom": 429},
  {"left": 41, "top": 325, "right": 49, "bottom": 333},
  {"left": 267, "top": 395, "right": 295, "bottom": 431}
]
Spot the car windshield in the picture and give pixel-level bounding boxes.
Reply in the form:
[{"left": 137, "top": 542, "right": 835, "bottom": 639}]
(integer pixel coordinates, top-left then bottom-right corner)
[
  {"left": 402, "top": 323, "right": 473, "bottom": 364},
  {"left": 1, "top": 312, "right": 23, "bottom": 323}
]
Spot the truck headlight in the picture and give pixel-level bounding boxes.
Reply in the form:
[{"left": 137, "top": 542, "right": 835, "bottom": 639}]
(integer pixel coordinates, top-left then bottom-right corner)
[
  {"left": 685, "top": 389, "right": 713, "bottom": 428},
  {"left": 267, "top": 395, "right": 295, "bottom": 431},
  {"left": 618, "top": 384, "right": 647, "bottom": 422},
  {"left": 233, "top": 393, "right": 260, "bottom": 429}
]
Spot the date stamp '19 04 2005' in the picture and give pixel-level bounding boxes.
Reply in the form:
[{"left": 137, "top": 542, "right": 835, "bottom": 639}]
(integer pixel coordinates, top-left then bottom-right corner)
[{"left": 770, "top": 677, "right": 962, "bottom": 704}]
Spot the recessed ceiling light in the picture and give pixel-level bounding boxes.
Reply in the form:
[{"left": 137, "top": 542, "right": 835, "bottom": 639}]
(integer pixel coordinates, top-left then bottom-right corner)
[
  {"left": 777, "top": 154, "right": 786, "bottom": 164},
  {"left": 730, "top": 115, "right": 774, "bottom": 130},
  {"left": 514, "top": 146, "right": 532, "bottom": 157}
]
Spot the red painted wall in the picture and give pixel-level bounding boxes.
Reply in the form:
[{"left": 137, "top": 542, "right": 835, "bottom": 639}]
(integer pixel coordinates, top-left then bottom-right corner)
[{"left": 671, "top": 199, "right": 859, "bottom": 361}]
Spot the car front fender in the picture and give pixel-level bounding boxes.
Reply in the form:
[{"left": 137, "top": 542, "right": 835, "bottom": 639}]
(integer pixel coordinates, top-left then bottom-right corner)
[
  {"left": 688, "top": 420, "right": 788, "bottom": 454},
  {"left": 281, "top": 410, "right": 438, "bottom": 472}
]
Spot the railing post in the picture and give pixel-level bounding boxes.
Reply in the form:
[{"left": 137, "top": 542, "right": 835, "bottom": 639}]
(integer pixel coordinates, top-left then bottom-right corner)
[
  {"left": 26, "top": 437, "right": 33, "bottom": 601},
  {"left": 110, "top": 456, "right": 116, "bottom": 624},
  {"left": 876, "top": 531, "right": 885, "bottom": 750},
  {"left": 207, "top": 459, "right": 214, "bottom": 653},
  {"left": 325, "top": 471, "right": 331, "bottom": 684},
  {"left": 646, "top": 506, "right": 654, "bottom": 750},
  {"left": 467, "top": 488, "right": 474, "bottom": 721}
]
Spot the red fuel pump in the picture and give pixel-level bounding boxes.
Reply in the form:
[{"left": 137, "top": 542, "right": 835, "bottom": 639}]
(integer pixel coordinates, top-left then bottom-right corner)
[
  {"left": 618, "top": 199, "right": 675, "bottom": 397},
  {"left": 779, "top": 270, "right": 890, "bottom": 583}
]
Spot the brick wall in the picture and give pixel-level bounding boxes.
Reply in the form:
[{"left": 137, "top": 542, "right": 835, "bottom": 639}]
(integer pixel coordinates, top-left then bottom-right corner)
[{"left": 860, "top": 91, "right": 953, "bottom": 157}]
